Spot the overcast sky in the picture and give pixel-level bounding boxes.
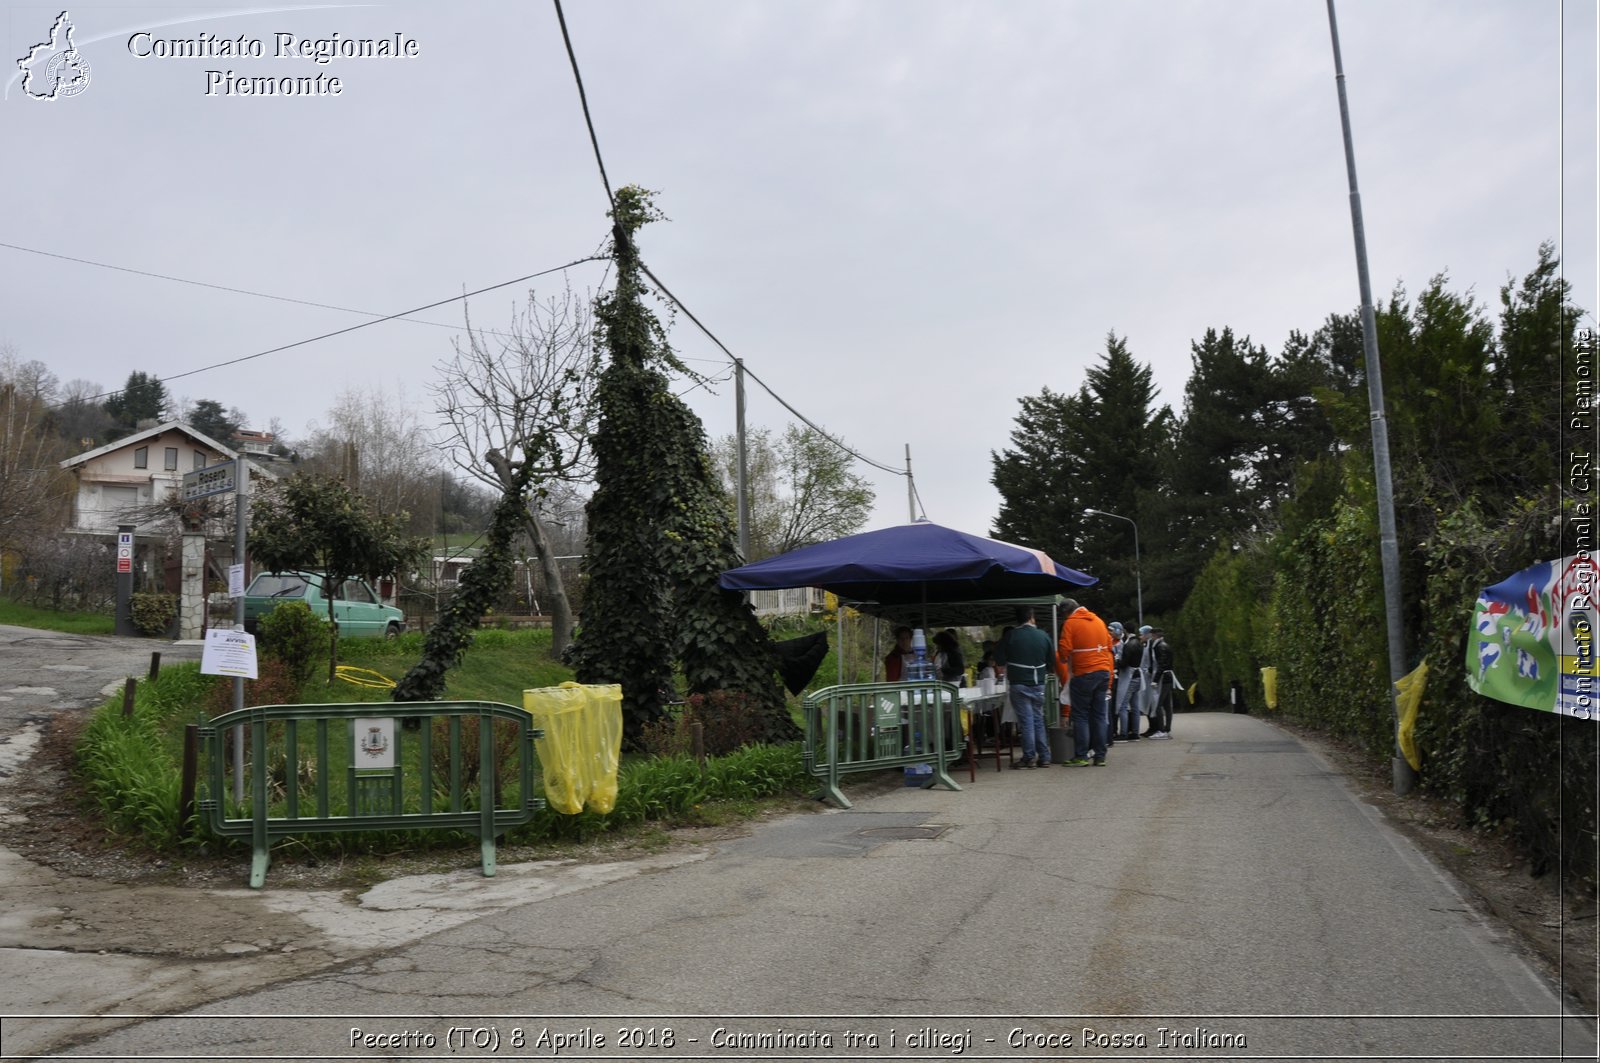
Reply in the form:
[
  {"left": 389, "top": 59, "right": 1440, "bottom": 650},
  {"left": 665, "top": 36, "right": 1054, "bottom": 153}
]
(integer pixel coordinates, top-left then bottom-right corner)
[{"left": 4, "top": 0, "right": 1595, "bottom": 543}]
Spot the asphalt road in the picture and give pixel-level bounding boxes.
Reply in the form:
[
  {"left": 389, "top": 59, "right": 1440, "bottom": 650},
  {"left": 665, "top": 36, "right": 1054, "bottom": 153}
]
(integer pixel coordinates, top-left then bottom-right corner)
[
  {"left": 0, "top": 623, "right": 203, "bottom": 774},
  {"left": 19, "top": 709, "right": 1594, "bottom": 1062}
]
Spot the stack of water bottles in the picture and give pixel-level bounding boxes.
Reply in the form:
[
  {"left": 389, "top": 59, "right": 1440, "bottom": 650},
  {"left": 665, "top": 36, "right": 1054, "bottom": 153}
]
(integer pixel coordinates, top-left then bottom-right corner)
[{"left": 904, "top": 628, "right": 935, "bottom": 785}]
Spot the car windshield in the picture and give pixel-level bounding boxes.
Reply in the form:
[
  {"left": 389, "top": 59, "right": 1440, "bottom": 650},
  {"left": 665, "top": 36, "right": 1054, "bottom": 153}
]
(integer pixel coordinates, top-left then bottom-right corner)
[{"left": 248, "top": 574, "right": 310, "bottom": 598}]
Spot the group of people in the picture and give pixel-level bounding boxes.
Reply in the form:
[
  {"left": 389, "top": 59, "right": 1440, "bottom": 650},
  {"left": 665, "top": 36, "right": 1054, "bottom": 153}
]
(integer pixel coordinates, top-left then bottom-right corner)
[{"left": 1001, "top": 601, "right": 1178, "bottom": 769}]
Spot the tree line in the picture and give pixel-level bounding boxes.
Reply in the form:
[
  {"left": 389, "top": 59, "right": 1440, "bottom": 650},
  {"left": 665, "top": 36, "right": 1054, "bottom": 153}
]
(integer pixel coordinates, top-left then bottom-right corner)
[{"left": 991, "top": 242, "right": 1591, "bottom": 886}]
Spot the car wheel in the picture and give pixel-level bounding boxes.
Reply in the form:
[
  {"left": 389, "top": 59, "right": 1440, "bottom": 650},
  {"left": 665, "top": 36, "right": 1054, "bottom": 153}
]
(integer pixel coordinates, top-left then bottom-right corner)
[{"left": 385, "top": 622, "right": 402, "bottom": 640}]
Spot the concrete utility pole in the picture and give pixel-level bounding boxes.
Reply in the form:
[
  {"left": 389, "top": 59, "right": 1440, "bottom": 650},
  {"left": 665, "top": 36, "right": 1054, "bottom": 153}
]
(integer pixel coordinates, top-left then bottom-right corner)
[
  {"left": 735, "top": 358, "right": 750, "bottom": 560},
  {"left": 905, "top": 445, "right": 917, "bottom": 522},
  {"left": 1327, "top": 0, "right": 1416, "bottom": 796}
]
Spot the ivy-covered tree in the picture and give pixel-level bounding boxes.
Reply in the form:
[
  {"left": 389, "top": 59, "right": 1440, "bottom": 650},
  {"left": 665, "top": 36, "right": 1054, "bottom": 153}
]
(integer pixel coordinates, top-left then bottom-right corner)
[
  {"left": 392, "top": 447, "right": 542, "bottom": 702},
  {"left": 565, "top": 186, "right": 791, "bottom": 745},
  {"left": 249, "top": 473, "right": 429, "bottom": 682}
]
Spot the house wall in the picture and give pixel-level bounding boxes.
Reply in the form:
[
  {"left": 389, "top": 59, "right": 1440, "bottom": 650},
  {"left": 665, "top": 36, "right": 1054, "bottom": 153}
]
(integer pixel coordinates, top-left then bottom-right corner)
[
  {"left": 70, "top": 429, "right": 231, "bottom": 536},
  {"left": 749, "top": 586, "right": 827, "bottom": 617}
]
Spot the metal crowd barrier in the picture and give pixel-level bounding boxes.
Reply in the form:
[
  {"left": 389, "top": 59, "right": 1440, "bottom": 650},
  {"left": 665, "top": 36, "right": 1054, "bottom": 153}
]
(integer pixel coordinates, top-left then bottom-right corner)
[
  {"left": 801, "top": 681, "right": 963, "bottom": 808},
  {"left": 200, "top": 700, "right": 544, "bottom": 888}
]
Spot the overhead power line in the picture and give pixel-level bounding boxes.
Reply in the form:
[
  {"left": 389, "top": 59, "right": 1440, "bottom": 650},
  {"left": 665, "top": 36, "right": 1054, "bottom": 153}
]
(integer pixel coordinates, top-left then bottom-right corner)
[
  {"left": 56, "top": 255, "right": 607, "bottom": 409},
  {"left": 0, "top": 240, "right": 563, "bottom": 343},
  {"left": 549, "top": 2, "right": 904, "bottom": 483},
  {"left": 552, "top": 0, "right": 617, "bottom": 213},
  {"left": 638, "top": 262, "right": 904, "bottom": 477}
]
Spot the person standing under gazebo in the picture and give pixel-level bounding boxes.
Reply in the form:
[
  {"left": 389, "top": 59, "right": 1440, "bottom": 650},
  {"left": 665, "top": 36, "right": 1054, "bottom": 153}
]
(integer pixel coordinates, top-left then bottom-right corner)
[
  {"left": 1057, "top": 598, "right": 1116, "bottom": 766},
  {"left": 998, "top": 606, "right": 1055, "bottom": 768}
]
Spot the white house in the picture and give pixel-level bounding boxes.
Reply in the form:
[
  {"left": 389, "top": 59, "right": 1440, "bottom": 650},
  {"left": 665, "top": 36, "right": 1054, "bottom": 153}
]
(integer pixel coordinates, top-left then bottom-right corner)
[{"left": 58, "top": 420, "right": 271, "bottom": 540}]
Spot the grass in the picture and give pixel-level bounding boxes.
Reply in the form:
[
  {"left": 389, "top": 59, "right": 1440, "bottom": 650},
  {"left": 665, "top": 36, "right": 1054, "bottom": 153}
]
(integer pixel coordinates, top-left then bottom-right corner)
[
  {"left": 74, "top": 627, "right": 813, "bottom": 863},
  {"left": 0, "top": 600, "right": 115, "bottom": 635}
]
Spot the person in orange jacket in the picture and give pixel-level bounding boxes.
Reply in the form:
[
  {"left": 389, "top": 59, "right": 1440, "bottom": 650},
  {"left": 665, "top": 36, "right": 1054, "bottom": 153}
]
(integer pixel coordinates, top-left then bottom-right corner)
[{"left": 1056, "top": 598, "right": 1116, "bottom": 766}]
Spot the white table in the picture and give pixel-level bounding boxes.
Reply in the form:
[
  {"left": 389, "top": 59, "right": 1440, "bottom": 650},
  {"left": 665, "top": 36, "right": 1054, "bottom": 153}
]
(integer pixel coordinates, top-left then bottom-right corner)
[{"left": 957, "top": 682, "right": 1014, "bottom": 775}]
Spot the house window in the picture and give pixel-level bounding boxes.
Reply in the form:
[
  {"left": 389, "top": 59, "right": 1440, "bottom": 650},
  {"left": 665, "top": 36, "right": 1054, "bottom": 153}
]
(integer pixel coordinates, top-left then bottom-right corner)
[
  {"left": 193, "top": 451, "right": 206, "bottom": 470},
  {"left": 164, "top": 447, "right": 178, "bottom": 471},
  {"left": 102, "top": 485, "right": 139, "bottom": 514},
  {"left": 134, "top": 446, "right": 148, "bottom": 469}
]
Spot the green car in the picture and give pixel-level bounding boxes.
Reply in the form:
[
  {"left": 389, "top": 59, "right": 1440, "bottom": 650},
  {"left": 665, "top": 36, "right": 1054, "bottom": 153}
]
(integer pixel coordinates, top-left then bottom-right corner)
[{"left": 242, "top": 571, "right": 405, "bottom": 639}]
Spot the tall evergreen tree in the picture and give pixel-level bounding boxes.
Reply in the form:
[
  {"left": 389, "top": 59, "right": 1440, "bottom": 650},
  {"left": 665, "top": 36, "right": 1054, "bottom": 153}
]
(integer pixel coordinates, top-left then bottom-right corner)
[
  {"left": 1495, "top": 242, "right": 1580, "bottom": 499},
  {"left": 990, "top": 386, "right": 1084, "bottom": 559},
  {"left": 103, "top": 371, "right": 169, "bottom": 437},
  {"left": 1151, "top": 327, "right": 1276, "bottom": 603},
  {"left": 565, "top": 187, "right": 790, "bottom": 745},
  {"left": 186, "top": 398, "right": 244, "bottom": 444},
  {"left": 990, "top": 335, "right": 1170, "bottom": 622}
]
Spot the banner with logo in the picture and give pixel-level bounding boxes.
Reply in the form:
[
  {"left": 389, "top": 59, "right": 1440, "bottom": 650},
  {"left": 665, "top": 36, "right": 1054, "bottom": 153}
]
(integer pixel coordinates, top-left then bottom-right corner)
[{"left": 1466, "top": 555, "right": 1598, "bottom": 720}]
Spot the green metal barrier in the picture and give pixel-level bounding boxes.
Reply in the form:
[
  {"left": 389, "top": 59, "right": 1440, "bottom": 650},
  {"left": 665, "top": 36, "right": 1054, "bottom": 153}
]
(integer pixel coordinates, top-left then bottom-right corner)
[
  {"left": 200, "top": 701, "right": 544, "bottom": 888},
  {"left": 802, "top": 681, "right": 962, "bottom": 808}
]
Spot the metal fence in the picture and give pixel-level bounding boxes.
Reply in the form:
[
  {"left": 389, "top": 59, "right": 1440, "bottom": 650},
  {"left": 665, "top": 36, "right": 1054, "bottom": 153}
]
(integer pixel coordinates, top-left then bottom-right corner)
[
  {"left": 200, "top": 700, "right": 544, "bottom": 888},
  {"left": 801, "top": 681, "right": 963, "bottom": 808}
]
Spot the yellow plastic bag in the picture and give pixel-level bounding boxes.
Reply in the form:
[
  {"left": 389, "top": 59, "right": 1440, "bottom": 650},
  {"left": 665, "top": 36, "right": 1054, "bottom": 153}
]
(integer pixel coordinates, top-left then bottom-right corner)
[
  {"left": 1260, "top": 666, "right": 1279, "bottom": 711},
  {"left": 524, "top": 683, "right": 623, "bottom": 814},
  {"left": 1393, "top": 660, "right": 1428, "bottom": 772}
]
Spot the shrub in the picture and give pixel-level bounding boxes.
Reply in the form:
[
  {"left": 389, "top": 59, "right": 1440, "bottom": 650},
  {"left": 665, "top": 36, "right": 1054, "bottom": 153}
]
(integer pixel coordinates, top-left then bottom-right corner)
[
  {"left": 637, "top": 690, "right": 769, "bottom": 758},
  {"left": 129, "top": 592, "right": 177, "bottom": 637},
  {"left": 202, "top": 657, "right": 302, "bottom": 715},
  {"left": 256, "top": 600, "right": 326, "bottom": 685}
]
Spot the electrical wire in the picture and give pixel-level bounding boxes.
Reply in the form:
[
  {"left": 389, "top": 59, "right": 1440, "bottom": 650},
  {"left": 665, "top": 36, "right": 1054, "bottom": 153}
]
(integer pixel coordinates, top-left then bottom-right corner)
[
  {"left": 552, "top": 0, "right": 616, "bottom": 214},
  {"left": 0, "top": 241, "right": 536, "bottom": 341},
  {"left": 639, "top": 262, "right": 904, "bottom": 477},
  {"left": 550, "top": 2, "right": 906, "bottom": 484},
  {"left": 55, "top": 255, "right": 608, "bottom": 409}
]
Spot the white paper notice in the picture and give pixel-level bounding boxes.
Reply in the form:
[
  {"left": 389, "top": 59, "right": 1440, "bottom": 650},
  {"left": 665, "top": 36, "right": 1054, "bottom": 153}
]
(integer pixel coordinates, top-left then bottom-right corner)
[
  {"left": 228, "top": 563, "right": 245, "bottom": 598},
  {"left": 353, "top": 718, "right": 396, "bottom": 769},
  {"left": 201, "top": 628, "right": 258, "bottom": 679}
]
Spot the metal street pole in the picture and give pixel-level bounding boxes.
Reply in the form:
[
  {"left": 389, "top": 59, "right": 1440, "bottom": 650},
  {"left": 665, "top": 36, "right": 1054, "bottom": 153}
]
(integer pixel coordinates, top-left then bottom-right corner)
[
  {"left": 1083, "top": 508, "right": 1142, "bottom": 628},
  {"left": 1327, "top": 0, "right": 1416, "bottom": 796}
]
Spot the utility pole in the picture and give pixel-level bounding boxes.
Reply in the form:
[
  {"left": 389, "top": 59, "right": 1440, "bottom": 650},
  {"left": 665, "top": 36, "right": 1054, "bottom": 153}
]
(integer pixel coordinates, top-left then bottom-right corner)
[
  {"left": 734, "top": 358, "right": 750, "bottom": 559},
  {"left": 905, "top": 445, "right": 917, "bottom": 522},
  {"left": 1327, "top": 0, "right": 1416, "bottom": 796}
]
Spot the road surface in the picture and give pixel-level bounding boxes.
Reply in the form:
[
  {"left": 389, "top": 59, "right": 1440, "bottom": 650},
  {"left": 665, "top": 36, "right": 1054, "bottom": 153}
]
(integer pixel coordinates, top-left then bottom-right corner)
[{"left": 6, "top": 707, "right": 1590, "bottom": 1062}]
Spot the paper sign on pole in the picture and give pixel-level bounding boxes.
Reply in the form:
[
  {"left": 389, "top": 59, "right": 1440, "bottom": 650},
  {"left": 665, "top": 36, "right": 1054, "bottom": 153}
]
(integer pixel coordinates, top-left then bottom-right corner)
[
  {"left": 228, "top": 563, "right": 245, "bottom": 598},
  {"left": 200, "top": 628, "right": 258, "bottom": 679}
]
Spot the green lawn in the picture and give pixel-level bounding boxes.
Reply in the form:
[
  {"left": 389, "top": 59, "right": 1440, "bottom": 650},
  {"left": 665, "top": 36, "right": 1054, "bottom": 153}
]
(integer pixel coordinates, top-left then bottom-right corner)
[
  {"left": 0, "top": 600, "right": 115, "bottom": 635},
  {"left": 312, "top": 628, "right": 574, "bottom": 706}
]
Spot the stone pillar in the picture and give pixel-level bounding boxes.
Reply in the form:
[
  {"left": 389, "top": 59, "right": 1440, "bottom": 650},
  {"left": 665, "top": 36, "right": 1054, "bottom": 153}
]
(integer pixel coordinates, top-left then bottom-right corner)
[{"left": 179, "top": 531, "right": 207, "bottom": 640}]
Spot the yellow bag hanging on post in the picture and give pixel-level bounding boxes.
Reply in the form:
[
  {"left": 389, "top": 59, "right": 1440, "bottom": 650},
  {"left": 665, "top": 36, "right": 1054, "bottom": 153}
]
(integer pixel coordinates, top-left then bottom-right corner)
[
  {"left": 579, "top": 683, "right": 622, "bottom": 814},
  {"left": 1260, "top": 666, "right": 1279, "bottom": 710},
  {"left": 523, "top": 682, "right": 623, "bottom": 815},
  {"left": 1393, "top": 660, "right": 1428, "bottom": 772}
]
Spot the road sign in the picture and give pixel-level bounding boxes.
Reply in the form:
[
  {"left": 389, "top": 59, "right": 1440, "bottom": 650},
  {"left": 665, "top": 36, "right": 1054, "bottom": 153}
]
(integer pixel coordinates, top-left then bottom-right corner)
[
  {"left": 117, "top": 531, "right": 133, "bottom": 548},
  {"left": 181, "top": 460, "right": 237, "bottom": 502},
  {"left": 117, "top": 557, "right": 132, "bottom": 574}
]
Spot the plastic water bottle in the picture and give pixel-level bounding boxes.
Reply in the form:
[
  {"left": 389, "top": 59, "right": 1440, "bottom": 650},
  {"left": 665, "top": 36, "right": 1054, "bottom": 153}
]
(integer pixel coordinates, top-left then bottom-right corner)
[{"left": 908, "top": 629, "right": 934, "bottom": 681}]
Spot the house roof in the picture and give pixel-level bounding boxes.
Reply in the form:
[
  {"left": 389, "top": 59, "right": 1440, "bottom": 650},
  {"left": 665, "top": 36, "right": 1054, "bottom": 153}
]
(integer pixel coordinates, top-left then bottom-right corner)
[{"left": 59, "top": 420, "right": 238, "bottom": 469}]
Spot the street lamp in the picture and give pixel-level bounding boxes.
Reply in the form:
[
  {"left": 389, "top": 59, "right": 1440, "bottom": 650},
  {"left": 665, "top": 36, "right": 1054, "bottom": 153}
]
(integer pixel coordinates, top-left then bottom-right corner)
[{"left": 1083, "top": 508, "right": 1142, "bottom": 629}]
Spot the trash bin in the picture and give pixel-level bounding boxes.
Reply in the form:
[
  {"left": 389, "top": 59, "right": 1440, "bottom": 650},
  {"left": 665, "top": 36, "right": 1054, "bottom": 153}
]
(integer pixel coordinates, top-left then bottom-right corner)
[{"left": 1047, "top": 727, "right": 1073, "bottom": 763}]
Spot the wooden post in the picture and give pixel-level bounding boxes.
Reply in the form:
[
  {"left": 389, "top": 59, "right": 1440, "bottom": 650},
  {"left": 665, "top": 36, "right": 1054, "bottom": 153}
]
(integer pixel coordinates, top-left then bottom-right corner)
[
  {"left": 178, "top": 724, "right": 198, "bottom": 838},
  {"left": 692, "top": 720, "right": 705, "bottom": 773},
  {"left": 148, "top": 651, "right": 162, "bottom": 682},
  {"left": 121, "top": 677, "right": 137, "bottom": 718}
]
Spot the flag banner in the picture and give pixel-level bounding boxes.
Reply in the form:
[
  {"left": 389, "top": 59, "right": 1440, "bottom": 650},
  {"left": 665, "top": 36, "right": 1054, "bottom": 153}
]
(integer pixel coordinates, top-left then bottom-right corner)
[{"left": 1467, "top": 555, "right": 1598, "bottom": 720}]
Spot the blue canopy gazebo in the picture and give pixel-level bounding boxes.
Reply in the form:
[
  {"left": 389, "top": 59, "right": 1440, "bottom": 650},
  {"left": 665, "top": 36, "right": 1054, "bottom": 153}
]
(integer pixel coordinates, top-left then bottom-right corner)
[{"left": 720, "top": 519, "right": 1098, "bottom": 678}]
